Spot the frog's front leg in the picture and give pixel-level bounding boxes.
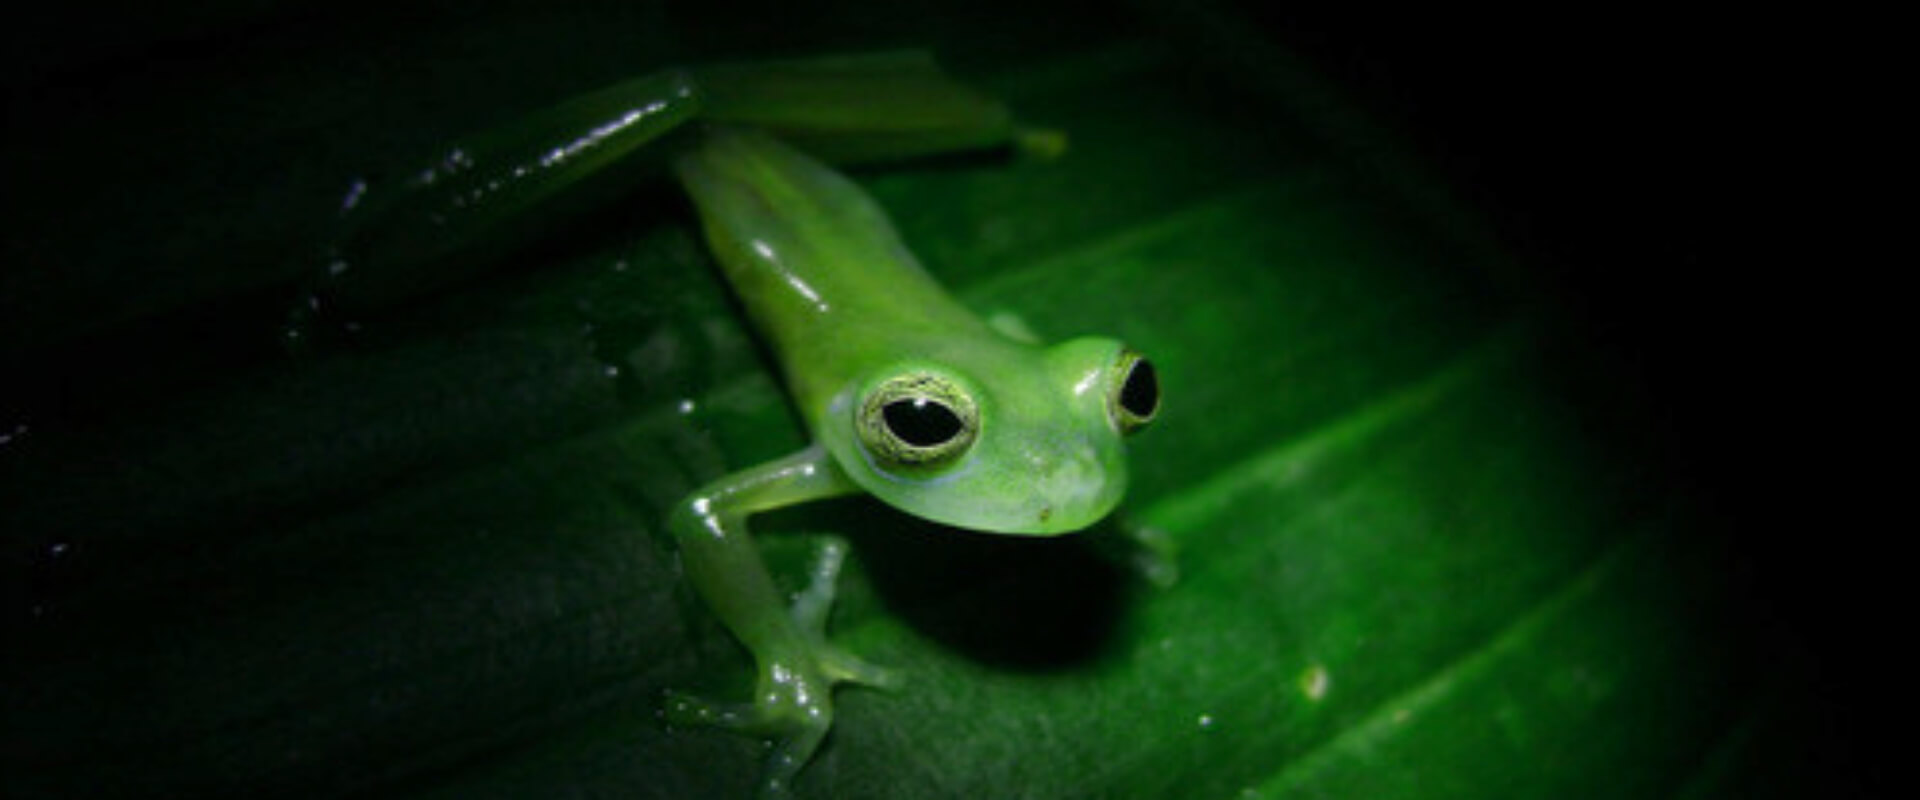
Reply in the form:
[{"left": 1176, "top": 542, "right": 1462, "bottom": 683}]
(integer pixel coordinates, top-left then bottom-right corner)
[{"left": 665, "top": 444, "right": 896, "bottom": 797}]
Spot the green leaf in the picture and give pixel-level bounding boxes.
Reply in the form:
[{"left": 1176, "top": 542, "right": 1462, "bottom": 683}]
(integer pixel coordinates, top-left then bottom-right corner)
[{"left": 3, "top": 4, "right": 1819, "bottom": 799}]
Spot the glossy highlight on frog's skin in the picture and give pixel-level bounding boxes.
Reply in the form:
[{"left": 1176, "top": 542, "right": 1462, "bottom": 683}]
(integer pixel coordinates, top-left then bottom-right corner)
[
  {"left": 678, "top": 127, "right": 1159, "bottom": 522},
  {"left": 328, "top": 52, "right": 1160, "bottom": 798},
  {"left": 666, "top": 126, "right": 1158, "bottom": 795}
]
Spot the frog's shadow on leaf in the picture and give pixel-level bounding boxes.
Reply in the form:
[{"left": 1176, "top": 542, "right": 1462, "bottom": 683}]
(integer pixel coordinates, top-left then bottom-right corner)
[{"left": 771, "top": 497, "right": 1134, "bottom": 672}]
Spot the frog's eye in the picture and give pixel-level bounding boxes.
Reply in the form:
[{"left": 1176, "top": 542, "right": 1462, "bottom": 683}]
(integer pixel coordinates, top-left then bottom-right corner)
[
  {"left": 858, "top": 373, "right": 980, "bottom": 469},
  {"left": 1109, "top": 350, "right": 1160, "bottom": 435}
]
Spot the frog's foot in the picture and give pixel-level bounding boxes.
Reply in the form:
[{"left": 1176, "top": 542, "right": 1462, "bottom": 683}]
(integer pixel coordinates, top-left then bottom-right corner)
[
  {"left": 663, "top": 538, "right": 897, "bottom": 797},
  {"left": 663, "top": 648, "right": 897, "bottom": 798},
  {"left": 662, "top": 671, "right": 828, "bottom": 799}
]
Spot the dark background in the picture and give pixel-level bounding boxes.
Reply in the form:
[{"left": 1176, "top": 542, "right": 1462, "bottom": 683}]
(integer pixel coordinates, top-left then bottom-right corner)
[
  {"left": 6, "top": 1, "right": 1875, "bottom": 794},
  {"left": 1251, "top": 11, "right": 1877, "bottom": 791}
]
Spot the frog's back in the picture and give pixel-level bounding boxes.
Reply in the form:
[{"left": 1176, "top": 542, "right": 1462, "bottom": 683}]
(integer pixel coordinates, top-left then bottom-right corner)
[
  {"left": 672, "top": 127, "right": 998, "bottom": 414},
  {"left": 674, "top": 125, "right": 1152, "bottom": 538}
]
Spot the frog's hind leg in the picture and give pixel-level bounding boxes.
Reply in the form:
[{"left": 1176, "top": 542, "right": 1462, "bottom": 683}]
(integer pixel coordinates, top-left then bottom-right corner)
[{"left": 308, "top": 51, "right": 1028, "bottom": 321}]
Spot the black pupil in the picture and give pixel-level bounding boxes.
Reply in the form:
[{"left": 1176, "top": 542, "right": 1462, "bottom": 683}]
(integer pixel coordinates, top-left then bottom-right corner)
[
  {"left": 883, "top": 397, "right": 963, "bottom": 447},
  {"left": 1120, "top": 359, "right": 1159, "bottom": 418}
]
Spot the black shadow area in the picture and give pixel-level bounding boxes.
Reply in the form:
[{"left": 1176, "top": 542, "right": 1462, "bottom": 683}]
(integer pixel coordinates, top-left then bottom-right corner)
[{"left": 769, "top": 497, "right": 1136, "bottom": 672}]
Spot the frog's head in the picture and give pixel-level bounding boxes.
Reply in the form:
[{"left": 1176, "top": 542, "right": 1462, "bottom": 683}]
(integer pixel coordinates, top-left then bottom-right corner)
[{"left": 824, "top": 337, "right": 1159, "bottom": 535}]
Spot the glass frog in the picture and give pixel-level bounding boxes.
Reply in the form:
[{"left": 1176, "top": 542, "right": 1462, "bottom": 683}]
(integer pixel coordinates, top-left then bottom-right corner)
[
  {"left": 307, "top": 52, "right": 1161, "bottom": 797},
  {"left": 666, "top": 125, "right": 1160, "bottom": 794}
]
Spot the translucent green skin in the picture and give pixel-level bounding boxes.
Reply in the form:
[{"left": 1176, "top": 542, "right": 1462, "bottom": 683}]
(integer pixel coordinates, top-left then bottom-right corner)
[
  {"left": 667, "top": 128, "right": 1144, "bottom": 798},
  {"left": 675, "top": 128, "right": 1132, "bottom": 534},
  {"left": 332, "top": 53, "right": 1147, "bottom": 798}
]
